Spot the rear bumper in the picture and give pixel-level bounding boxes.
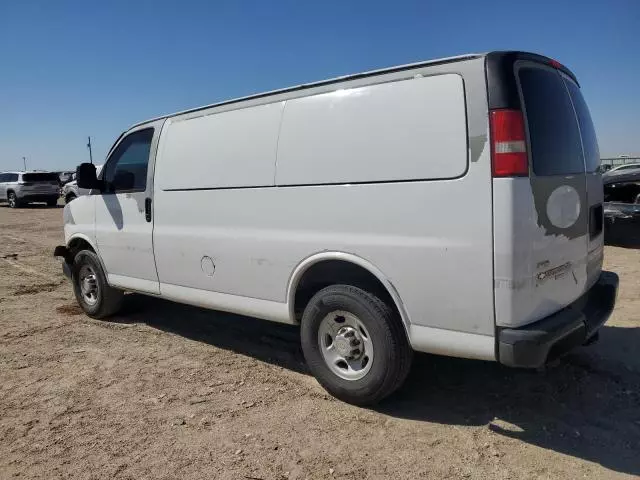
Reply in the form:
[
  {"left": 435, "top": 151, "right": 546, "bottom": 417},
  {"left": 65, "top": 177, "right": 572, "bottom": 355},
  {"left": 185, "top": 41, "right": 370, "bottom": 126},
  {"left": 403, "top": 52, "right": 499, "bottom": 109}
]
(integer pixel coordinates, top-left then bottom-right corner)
[
  {"left": 17, "top": 193, "right": 59, "bottom": 202},
  {"left": 498, "top": 271, "right": 619, "bottom": 368}
]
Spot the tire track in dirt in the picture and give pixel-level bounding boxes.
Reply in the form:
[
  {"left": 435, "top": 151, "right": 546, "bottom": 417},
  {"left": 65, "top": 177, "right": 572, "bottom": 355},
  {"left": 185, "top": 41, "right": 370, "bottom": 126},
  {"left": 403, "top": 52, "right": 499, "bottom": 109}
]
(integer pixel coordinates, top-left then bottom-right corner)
[{"left": 1, "top": 257, "right": 61, "bottom": 282}]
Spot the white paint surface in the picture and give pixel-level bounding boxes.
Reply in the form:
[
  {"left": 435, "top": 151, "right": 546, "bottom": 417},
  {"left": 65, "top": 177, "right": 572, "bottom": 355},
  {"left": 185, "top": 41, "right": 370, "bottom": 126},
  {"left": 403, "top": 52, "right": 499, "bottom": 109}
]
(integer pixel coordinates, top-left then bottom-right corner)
[
  {"left": 156, "top": 102, "right": 284, "bottom": 190},
  {"left": 492, "top": 178, "right": 589, "bottom": 328},
  {"left": 160, "top": 283, "right": 292, "bottom": 324},
  {"left": 409, "top": 325, "right": 495, "bottom": 360},
  {"left": 275, "top": 74, "right": 467, "bottom": 185}
]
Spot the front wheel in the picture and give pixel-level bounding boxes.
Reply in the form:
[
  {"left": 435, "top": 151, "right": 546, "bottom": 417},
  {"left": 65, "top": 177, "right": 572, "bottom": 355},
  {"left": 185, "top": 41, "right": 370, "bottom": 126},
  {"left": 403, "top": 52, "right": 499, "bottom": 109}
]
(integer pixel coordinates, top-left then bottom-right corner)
[
  {"left": 72, "top": 250, "right": 124, "bottom": 319},
  {"left": 301, "top": 285, "right": 412, "bottom": 405},
  {"left": 65, "top": 193, "right": 76, "bottom": 204}
]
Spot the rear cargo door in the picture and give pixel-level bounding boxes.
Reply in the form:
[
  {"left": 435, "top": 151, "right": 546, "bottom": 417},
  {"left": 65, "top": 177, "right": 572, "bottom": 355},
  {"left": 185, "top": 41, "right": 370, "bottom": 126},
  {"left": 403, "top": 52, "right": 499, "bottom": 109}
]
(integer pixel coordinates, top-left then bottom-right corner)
[
  {"left": 516, "top": 63, "right": 600, "bottom": 323},
  {"left": 563, "top": 76, "right": 604, "bottom": 288}
]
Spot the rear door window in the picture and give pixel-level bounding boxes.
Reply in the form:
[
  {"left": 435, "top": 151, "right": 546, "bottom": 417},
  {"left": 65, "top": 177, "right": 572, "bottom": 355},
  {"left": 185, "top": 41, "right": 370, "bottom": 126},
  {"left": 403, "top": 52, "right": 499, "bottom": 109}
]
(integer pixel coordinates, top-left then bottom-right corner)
[
  {"left": 518, "top": 66, "right": 584, "bottom": 176},
  {"left": 22, "top": 173, "right": 59, "bottom": 183},
  {"left": 563, "top": 79, "right": 600, "bottom": 173}
]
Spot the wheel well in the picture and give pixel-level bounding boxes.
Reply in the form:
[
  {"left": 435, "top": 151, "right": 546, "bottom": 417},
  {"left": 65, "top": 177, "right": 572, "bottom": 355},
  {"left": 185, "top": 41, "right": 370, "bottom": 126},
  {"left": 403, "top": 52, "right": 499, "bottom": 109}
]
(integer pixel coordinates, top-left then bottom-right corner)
[
  {"left": 293, "top": 260, "right": 398, "bottom": 322},
  {"left": 7, "top": 189, "right": 14, "bottom": 197},
  {"left": 68, "top": 238, "right": 95, "bottom": 258}
]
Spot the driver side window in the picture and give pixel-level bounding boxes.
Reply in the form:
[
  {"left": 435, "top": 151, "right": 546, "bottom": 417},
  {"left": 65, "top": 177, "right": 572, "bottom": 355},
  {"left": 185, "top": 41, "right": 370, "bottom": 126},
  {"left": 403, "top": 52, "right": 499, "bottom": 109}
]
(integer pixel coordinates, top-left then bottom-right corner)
[{"left": 103, "top": 128, "right": 154, "bottom": 193}]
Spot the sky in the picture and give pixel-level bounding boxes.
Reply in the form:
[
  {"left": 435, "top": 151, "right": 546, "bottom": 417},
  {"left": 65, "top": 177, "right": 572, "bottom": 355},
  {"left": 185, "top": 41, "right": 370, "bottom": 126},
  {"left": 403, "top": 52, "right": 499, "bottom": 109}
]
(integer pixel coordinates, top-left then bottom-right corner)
[{"left": 0, "top": 0, "right": 638, "bottom": 171}]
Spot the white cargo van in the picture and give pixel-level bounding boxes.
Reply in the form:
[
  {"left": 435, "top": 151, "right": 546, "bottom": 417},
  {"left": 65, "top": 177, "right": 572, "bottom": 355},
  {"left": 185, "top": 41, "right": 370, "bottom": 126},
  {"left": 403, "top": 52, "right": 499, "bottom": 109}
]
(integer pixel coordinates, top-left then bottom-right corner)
[{"left": 55, "top": 51, "right": 618, "bottom": 404}]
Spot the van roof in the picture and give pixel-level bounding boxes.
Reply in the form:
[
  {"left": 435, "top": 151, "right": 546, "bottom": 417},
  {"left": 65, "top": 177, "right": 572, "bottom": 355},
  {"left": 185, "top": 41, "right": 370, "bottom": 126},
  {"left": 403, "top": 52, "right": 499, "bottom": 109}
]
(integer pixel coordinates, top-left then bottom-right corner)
[
  {"left": 130, "top": 51, "right": 576, "bottom": 130},
  {"left": 130, "top": 53, "right": 482, "bottom": 130}
]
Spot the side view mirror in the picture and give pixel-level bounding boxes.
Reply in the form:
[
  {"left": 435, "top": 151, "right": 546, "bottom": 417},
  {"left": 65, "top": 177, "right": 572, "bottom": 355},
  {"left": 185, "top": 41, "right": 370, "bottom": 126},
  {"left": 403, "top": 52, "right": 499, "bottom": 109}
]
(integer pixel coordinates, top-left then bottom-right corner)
[{"left": 76, "top": 163, "right": 100, "bottom": 190}]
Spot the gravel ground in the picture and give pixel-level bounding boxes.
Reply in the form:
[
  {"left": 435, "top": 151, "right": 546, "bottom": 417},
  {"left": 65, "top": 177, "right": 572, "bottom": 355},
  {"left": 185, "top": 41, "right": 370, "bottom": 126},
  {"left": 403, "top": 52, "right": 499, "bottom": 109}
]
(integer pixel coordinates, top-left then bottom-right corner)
[{"left": 0, "top": 202, "right": 639, "bottom": 479}]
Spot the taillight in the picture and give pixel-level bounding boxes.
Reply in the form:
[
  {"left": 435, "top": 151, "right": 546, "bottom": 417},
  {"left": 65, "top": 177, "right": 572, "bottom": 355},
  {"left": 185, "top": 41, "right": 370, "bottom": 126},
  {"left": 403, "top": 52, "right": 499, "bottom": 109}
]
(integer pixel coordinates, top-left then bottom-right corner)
[{"left": 490, "top": 109, "right": 528, "bottom": 177}]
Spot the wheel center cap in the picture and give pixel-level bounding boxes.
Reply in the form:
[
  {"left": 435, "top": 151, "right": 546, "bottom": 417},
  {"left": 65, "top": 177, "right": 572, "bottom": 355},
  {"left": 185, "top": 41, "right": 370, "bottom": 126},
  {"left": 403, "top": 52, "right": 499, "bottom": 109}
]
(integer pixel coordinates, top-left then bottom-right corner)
[
  {"left": 334, "top": 337, "right": 350, "bottom": 356},
  {"left": 334, "top": 327, "right": 363, "bottom": 359}
]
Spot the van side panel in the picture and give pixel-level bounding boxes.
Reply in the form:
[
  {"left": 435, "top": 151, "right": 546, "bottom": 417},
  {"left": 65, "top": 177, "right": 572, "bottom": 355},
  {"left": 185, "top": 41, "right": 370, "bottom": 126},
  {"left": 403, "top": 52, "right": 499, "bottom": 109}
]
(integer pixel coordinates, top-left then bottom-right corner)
[
  {"left": 276, "top": 74, "right": 467, "bottom": 184},
  {"left": 155, "top": 101, "right": 284, "bottom": 190},
  {"left": 152, "top": 58, "right": 496, "bottom": 345}
]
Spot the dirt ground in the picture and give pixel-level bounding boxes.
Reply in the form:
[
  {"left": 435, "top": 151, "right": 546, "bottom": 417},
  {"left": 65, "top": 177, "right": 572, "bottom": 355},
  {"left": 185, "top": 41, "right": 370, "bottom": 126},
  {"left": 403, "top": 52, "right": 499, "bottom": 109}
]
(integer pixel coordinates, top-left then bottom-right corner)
[{"left": 0, "top": 203, "right": 639, "bottom": 480}]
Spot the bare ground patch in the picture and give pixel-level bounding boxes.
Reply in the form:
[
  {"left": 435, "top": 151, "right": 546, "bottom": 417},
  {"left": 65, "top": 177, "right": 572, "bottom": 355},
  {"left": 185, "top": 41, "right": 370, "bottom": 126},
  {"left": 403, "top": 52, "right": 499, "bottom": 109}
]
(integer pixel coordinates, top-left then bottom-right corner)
[{"left": 0, "top": 205, "right": 639, "bottom": 480}]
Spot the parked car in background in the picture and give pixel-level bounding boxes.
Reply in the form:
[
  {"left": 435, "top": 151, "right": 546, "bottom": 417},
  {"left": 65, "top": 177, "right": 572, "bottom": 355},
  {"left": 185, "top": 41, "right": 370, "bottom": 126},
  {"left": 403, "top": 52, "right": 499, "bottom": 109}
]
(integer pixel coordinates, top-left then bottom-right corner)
[
  {"left": 62, "top": 165, "right": 102, "bottom": 203},
  {"left": 604, "top": 163, "right": 640, "bottom": 175},
  {"left": 604, "top": 168, "right": 640, "bottom": 204},
  {"left": 56, "top": 171, "right": 75, "bottom": 186},
  {"left": 56, "top": 51, "right": 618, "bottom": 405},
  {"left": 0, "top": 171, "right": 60, "bottom": 207}
]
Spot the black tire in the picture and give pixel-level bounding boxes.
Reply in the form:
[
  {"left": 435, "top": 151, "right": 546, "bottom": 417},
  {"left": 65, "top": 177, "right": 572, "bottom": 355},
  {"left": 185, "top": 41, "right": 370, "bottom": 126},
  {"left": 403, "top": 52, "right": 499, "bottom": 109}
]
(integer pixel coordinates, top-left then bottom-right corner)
[
  {"left": 72, "top": 250, "right": 124, "bottom": 319},
  {"left": 65, "top": 193, "right": 76, "bottom": 204},
  {"left": 301, "top": 285, "right": 412, "bottom": 405},
  {"left": 47, "top": 198, "right": 58, "bottom": 207},
  {"left": 7, "top": 192, "right": 20, "bottom": 208}
]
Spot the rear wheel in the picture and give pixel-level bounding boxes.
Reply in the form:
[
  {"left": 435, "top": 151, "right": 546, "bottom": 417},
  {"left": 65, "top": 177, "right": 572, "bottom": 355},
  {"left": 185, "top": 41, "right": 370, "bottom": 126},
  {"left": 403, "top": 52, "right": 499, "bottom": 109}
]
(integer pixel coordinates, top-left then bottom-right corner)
[
  {"left": 72, "top": 250, "right": 124, "bottom": 319},
  {"left": 301, "top": 285, "right": 412, "bottom": 405},
  {"left": 7, "top": 192, "right": 20, "bottom": 208}
]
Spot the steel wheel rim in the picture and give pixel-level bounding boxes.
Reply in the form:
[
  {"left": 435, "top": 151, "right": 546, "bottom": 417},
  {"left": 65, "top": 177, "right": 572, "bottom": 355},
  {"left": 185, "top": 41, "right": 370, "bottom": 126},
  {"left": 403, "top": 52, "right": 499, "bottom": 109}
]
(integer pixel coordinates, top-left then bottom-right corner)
[
  {"left": 79, "top": 264, "right": 99, "bottom": 305},
  {"left": 318, "top": 310, "right": 374, "bottom": 381}
]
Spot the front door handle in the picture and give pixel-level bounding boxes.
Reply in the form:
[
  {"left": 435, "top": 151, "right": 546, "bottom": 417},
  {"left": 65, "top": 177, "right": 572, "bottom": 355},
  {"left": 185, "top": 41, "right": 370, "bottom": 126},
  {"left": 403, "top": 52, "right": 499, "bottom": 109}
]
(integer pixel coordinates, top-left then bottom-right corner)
[{"left": 145, "top": 197, "right": 152, "bottom": 222}]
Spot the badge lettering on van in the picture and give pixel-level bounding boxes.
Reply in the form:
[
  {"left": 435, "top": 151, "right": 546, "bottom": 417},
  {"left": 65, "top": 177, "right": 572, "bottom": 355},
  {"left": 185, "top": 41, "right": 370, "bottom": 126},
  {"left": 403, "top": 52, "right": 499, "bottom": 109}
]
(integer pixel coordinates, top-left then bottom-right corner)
[{"left": 536, "top": 262, "right": 572, "bottom": 284}]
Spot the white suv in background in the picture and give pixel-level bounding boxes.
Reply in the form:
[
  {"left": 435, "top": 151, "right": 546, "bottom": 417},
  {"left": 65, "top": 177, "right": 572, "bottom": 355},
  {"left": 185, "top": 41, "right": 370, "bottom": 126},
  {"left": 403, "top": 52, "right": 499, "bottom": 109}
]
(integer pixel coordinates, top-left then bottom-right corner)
[
  {"left": 0, "top": 171, "right": 60, "bottom": 207},
  {"left": 62, "top": 165, "right": 102, "bottom": 203}
]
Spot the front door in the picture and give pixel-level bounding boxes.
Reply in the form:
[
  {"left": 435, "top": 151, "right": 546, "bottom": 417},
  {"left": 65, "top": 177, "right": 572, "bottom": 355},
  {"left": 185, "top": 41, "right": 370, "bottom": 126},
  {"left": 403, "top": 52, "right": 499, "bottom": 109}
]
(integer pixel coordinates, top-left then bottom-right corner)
[{"left": 95, "top": 123, "right": 162, "bottom": 294}]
